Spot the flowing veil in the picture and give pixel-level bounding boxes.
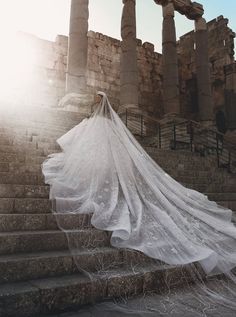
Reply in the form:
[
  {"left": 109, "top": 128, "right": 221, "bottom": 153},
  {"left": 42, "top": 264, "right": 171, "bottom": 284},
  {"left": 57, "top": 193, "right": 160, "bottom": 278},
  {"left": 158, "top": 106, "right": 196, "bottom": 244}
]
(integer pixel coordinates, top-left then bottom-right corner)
[{"left": 42, "top": 91, "right": 236, "bottom": 314}]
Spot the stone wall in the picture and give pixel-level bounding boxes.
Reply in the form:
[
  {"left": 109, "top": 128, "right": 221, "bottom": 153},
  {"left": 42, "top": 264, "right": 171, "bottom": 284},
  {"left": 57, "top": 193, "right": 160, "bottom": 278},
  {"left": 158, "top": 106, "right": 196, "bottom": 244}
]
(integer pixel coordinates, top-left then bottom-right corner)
[
  {"left": 177, "top": 15, "right": 235, "bottom": 121},
  {"left": 12, "top": 31, "right": 163, "bottom": 117},
  {"left": 2, "top": 16, "right": 235, "bottom": 123}
]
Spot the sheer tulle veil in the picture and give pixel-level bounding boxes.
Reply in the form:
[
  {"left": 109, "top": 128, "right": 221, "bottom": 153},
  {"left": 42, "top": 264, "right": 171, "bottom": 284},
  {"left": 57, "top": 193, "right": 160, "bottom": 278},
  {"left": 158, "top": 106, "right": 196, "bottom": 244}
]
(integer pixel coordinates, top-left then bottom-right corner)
[{"left": 41, "top": 91, "right": 236, "bottom": 314}]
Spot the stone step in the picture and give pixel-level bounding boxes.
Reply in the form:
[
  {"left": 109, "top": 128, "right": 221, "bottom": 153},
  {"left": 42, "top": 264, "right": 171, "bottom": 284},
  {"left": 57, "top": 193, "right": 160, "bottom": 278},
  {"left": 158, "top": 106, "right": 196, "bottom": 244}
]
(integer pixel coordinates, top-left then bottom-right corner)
[
  {"left": 0, "top": 105, "right": 84, "bottom": 118},
  {"left": 0, "top": 229, "right": 110, "bottom": 255},
  {"left": 0, "top": 247, "right": 161, "bottom": 284},
  {"left": 1, "top": 161, "right": 223, "bottom": 177},
  {"left": 0, "top": 111, "right": 81, "bottom": 126},
  {"left": 207, "top": 193, "right": 236, "bottom": 201},
  {"left": 0, "top": 144, "right": 45, "bottom": 156},
  {"left": 0, "top": 198, "right": 51, "bottom": 213},
  {"left": 0, "top": 121, "right": 77, "bottom": 133},
  {"left": 0, "top": 183, "right": 216, "bottom": 199},
  {"left": 0, "top": 184, "right": 49, "bottom": 198},
  {"left": 171, "top": 175, "right": 227, "bottom": 185},
  {"left": 0, "top": 155, "right": 221, "bottom": 170},
  {"left": 0, "top": 172, "right": 44, "bottom": 185},
  {"left": 151, "top": 153, "right": 217, "bottom": 166},
  {"left": 0, "top": 126, "right": 68, "bottom": 141},
  {"left": 0, "top": 183, "right": 235, "bottom": 201},
  {"left": 0, "top": 138, "right": 60, "bottom": 152},
  {"left": 153, "top": 159, "right": 218, "bottom": 171},
  {"left": 0, "top": 213, "right": 93, "bottom": 232},
  {"left": 1, "top": 190, "right": 236, "bottom": 215},
  {"left": 0, "top": 132, "right": 61, "bottom": 149},
  {"left": 0, "top": 117, "right": 82, "bottom": 129},
  {"left": 182, "top": 183, "right": 236, "bottom": 193},
  {"left": 0, "top": 152, "right": 26, "bottom": 163},
  {"left": 216, "top": 200, "right": 236, "bottom": 211},
  {"left": 0, "top": 122, "right": 68, "bottom": 134},
  {"left": 165, "top": 169, "right": 219, "bottom": 178},
  {"left": 0, "top": 134, "right": 32, "bottom": 145},
  {"left": 0, "top": 262, "right": 196, "bottom": 317},
  {"left": 4, "top": 162, "right": 46, "bottom": 173},
  {"left": 1, "top": 166, "right": 232, "bottom": 185},
  {"left": 0, "top": 145, "right": 226, "bottom": 174}
]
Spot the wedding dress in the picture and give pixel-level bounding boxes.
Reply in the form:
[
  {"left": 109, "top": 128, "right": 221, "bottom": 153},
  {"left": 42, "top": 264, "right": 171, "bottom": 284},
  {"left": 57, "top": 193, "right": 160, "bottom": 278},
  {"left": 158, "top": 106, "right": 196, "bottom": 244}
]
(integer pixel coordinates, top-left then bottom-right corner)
[{"left": 42, "top": 91, "right": 236, "bottom": 313}]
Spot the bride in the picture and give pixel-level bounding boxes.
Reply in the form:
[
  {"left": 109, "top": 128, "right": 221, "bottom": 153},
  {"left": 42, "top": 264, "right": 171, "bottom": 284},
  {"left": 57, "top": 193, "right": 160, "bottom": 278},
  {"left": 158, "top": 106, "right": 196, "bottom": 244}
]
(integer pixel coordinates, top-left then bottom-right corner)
[{"left": 42, "top": 91, "right": 236, "bottom": 312}]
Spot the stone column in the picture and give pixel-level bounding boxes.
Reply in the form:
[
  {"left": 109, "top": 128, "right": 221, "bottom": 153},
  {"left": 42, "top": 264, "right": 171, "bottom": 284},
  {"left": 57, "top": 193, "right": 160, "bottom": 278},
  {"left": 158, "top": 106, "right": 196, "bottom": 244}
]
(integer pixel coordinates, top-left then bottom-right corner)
[
  {"left": 59, "top": 0, "right": 93, "bottom": 114},
  {"left": 120, "top": 0, "right": 139, "bottom": 110},
  {"left": 66, "top": 0, "right": 89, "bottom": 93},
  {"left": 195, "top": 17, "right": 214, "bottom": 123},
  {"left": 161, "top": 1, "right": 180, "bottom": 117}
]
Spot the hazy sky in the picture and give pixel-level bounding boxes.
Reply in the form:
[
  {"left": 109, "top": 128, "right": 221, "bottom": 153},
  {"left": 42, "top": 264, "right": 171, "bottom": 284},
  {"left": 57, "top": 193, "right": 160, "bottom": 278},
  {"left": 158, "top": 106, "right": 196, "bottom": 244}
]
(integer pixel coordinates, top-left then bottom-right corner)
[{"left": 0, "top": 0, "right": 235, "bottom": 52}]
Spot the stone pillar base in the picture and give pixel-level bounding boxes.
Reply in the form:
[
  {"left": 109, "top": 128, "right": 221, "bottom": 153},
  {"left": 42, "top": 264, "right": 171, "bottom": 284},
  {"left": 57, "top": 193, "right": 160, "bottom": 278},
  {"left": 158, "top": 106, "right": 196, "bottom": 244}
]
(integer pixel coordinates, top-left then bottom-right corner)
[{"left": 58, "top": 93, "right": 94, "bottom": 115}]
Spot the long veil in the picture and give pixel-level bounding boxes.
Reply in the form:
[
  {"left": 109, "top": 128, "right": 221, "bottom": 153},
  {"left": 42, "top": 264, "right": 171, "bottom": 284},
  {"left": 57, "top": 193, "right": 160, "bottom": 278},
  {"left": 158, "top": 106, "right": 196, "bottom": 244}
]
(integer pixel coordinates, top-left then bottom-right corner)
[{"left": 42, "top": 92, "right": 236, "bottom": 314}]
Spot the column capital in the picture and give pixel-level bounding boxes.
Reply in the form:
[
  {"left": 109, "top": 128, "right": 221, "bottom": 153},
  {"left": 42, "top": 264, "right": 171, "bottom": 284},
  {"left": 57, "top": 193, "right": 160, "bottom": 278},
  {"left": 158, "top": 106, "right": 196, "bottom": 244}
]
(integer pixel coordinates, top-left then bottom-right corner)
[
  {"left": 195, "top": 17, "right": 207, "bottom": 31},
  {"left": 163, "top": 2, "right": 175, "bottom": 18},
  {"left": 123, "top": 0, "right": 135, "bottom": 4}
]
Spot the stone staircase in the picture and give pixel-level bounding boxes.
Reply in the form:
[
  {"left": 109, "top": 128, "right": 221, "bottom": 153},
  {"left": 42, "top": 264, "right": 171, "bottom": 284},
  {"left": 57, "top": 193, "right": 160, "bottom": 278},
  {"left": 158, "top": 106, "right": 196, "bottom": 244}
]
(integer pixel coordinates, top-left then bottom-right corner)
[{"left": 0, "top": 107, "right": 236, "bottom": 316}]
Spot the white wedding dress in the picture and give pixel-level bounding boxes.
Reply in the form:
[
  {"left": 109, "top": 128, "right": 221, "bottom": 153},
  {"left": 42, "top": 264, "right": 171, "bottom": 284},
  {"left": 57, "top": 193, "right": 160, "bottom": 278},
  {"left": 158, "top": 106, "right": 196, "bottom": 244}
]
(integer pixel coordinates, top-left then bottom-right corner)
[{"left": 42, "top": 92, "right": 236, "bottom": 311}]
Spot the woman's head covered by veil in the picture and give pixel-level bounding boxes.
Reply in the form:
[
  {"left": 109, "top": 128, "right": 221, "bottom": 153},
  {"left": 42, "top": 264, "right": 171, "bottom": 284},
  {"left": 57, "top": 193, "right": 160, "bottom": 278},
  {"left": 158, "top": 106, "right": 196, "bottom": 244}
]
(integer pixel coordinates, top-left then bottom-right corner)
[{"left": 93, "top": 91, "right": 113, "bottom": 119}]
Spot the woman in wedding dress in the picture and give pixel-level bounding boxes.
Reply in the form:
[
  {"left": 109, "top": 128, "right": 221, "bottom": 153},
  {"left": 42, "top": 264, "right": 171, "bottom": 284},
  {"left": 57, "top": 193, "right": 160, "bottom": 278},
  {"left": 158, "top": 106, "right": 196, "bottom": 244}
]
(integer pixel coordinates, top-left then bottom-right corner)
[{"left": 42, "top": 91, "right": 236, "bottom": 314}]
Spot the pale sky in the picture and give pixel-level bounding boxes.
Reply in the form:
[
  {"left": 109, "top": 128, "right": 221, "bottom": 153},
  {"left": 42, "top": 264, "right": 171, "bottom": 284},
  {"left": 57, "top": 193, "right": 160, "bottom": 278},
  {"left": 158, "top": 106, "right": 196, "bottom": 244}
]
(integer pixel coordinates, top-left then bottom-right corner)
[{"left": 0, "top": 0, "right": 235, "bottom": 52}]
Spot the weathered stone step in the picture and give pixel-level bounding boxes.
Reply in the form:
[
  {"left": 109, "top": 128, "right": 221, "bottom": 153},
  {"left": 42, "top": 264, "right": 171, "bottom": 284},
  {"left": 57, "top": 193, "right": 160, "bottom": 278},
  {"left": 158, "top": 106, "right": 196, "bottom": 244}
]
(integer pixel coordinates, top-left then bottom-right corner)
[
  {"left": 0, "top": 248, "right": 118, "bottom": 284},
  {"left": 1, "top": 161, "right": 223, "bottom": 177},
  {"left": 216, "top": 200, "right": 236, "bottom": 211},
  {"left": 0, "top": 247, "right": 161, "bottom": 284},
  {"left": 0, "top": 121, "right": 76, "bottom": 133},
  {"left": 2, "top": 191, "right": 236, "bottom": 216},
  {"left": 207, "top": 193, "right": 236, "bottom": 201},
  {"left": 0, "top": 126, "right": 68, "bottom": 141},
  {"left": 0, "top": 262, "right": 195, "bottom": 317},
  {"left": 153, "top": 159, "right": 218, "bottom": 171},
  {"left": 0, "top": 152, "right": 26, "bottom": 163},
  {"left": 0, "top": 198, "right": 51, "bottom": 213},
  {"left": 0, "top": 106, "right": 84, "bottom": 120},
  {"left": 165, "top": 169, "right": 219, "bottom": 178},
  {"left": 0, "top": 134, "right": 32, "bottom": 145},
  {"left": 0, "top": 184, "right": 49, "bottom": 198},
  {"left": 0, "top": 183, "right": 231, "bottom": 199},
  {"left": 182, "top": 183, "right": 236, "bottom": 193},
  {"left": 0, "top": 112, "right": 81, "bottom": 126},
  {"left": 172, "top": 175, "right": 226, "bottom": 185},
  {"left": 0, "top": 152, "right": 47, "bottom": 165},
  {"left": 0, "top": 213, "right": 93, "bottom": 232},
  {"left": 0, "top": 144, "right": 45, "bottom": 156},
  {"left": 4, "top": 160, "right": 63, "bottom": 173},
  {"left": 0, "top": 138, "right": 60, "bottom": 153},
  {"left": 0, "top": 229, "right": 110, "bottom": 255},
  {"left": 1, "top": 168, "right": 232, "bottom": 186},
  {"left": 1, "top": 183, "right": 235, "bottom": 202},
  {"left": 0, "top": 146, "right": 226, "bottom": 175},
  {"left": 151, "top": 154, "right": 217, "bottom": 166},
  {"left": 0, "top": 156, "right": 220, "bottom": 173},
  {"left": 0, "top": 117, "right": 82, "bottom": 129},
  {"left": 0, "top": 172, "right": 44, "bottom": 185},
  {"left": 2, "top": 163, "right": 45, "bottom": 173}
]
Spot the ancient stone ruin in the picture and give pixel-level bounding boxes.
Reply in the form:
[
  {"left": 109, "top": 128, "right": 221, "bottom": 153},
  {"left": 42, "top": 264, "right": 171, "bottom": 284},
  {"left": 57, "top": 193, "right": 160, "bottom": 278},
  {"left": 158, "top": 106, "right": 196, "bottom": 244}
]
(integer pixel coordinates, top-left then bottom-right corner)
[
  {"left": 2, "top": 0, "right": 235, "bottom": 132},
  {"left": 0, "top": 2, "right": 236, "bottom": 315}
]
